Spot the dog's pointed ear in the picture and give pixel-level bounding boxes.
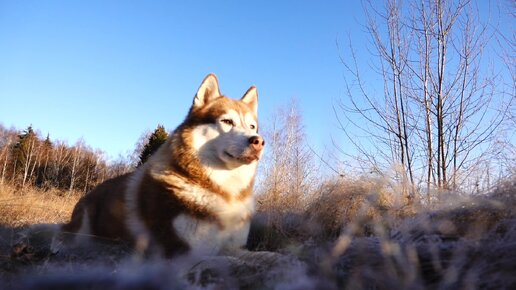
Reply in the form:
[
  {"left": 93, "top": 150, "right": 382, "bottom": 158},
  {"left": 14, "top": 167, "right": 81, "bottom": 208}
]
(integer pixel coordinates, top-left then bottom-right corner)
[
  {"left": 241, "top": 86, "right": 258, "bottom": 115},
  {"left": 193, "top": 74, "right": 220, "bottom": 109}
]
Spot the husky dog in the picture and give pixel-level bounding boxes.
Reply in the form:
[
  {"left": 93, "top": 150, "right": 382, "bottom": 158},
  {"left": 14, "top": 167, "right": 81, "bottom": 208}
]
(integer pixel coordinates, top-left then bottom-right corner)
[{"left": 55, "top": 74, "right": 264, "bottom": 257}]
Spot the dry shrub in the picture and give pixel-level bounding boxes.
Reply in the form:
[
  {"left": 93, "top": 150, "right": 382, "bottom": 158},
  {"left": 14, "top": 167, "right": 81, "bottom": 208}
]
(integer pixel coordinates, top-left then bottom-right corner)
[
  {"left": 0, "top": 184, "right": 79, "bottom": 227},
  {"left": 305, "top": 177, "right": 401, "bottom": 238},
  {"left": 251, "top": 179, "right": 318, "bottom": 251},
  {"left": 488, "top": 177, "right": 516, "bottom": 209},
  {"left": 249, "top": 176, "right": 412, "bottom": 251},
  {"left": 394, "top": 178, "right": 516, "bottom": 243},
  {"left": 256, "top": 187, "right": 307, "bottom": 215},
  {"left": 324, "top": 177, "right": 516, "bottom": 290},
  {"left": 249, "top": 176, "right": 516, "bottom": 289}
]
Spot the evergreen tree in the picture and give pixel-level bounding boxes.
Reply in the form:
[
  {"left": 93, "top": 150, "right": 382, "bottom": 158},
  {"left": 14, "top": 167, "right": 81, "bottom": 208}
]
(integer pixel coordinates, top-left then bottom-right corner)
[
  {"left": 14, "top": 126, "right": 37, "bottom": 151},
  {"left": 138, "top": 125, "right": 168, "bottom": 166}
]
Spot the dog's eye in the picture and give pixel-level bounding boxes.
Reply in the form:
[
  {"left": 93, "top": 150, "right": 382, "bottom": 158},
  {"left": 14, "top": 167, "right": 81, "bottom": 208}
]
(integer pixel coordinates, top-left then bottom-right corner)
[
  {"left": 221, "top": 119, "right": 235, "bottom": 126},
  {"left": 250, "top": 124, "right": 256, "bottom": 130}
]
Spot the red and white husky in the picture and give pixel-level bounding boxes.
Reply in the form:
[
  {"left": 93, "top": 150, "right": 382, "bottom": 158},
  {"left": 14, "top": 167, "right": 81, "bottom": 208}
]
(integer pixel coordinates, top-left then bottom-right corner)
[{"left": 55, "top": 74, "right": 264, "bottom": 257}]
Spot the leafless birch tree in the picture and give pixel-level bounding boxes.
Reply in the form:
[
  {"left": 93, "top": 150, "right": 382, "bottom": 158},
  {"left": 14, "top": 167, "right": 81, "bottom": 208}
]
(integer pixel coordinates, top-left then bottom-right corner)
[
  {"left": 0, "top": 128, "right": 16, "bottom": 185},
  {"left": 258, "top": 99, "right": 317, "bottom": 211},
  {"left": 338, "top": 0, "right": 513, "bottom": 201},
  {"left": 68, "top": 139, "right": 84, "bottom": 192}
]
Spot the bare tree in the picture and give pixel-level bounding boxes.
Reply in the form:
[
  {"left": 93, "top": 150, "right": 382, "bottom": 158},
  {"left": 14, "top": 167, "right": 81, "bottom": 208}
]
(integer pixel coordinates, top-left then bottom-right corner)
[
  {"left": 12, "top": 126, "right": 40, "bottom": 187},
  {"left": 0, "top": 127, "right": 16, "bottom": 185},
  {"left": 68, "top": 139, "right": 84, "bottom": 193},
  {"left": 338, "top": 0, "right": 513, "bottom": 201},
  {"left": 108, "top": 154, "right": 133, "bottom": 178},
  {"left": 0, "top": 142, "right": 10, "bottom": 185},
  {"left": 35, "top": 135, "right": 53, "bottom": 188},
  {"left": 50, "top": 141, "right": 71, "bottom": 188},
  {"left": 258, "top": 99, "right": 317, "bottom": 211}
]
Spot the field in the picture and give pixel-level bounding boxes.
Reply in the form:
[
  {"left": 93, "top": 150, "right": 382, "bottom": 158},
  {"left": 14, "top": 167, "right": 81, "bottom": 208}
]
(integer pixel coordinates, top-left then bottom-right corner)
[{"left": 1, "top": 178, "right": 515, "bottom": 290}]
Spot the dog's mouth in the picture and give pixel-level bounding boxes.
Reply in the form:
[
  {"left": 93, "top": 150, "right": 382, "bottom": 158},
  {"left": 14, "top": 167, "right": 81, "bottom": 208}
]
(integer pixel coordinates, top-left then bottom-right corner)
[
  {"left": 224, "top": 151, "right": 236, "bottom": 159},
  {"left": 224, "top": 151, "right": 259, "bottom": 164}
]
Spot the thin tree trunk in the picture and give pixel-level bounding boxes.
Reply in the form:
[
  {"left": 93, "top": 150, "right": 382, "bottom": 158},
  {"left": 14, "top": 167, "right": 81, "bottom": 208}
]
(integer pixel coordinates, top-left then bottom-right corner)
[
  {"left": 436, "top": 0, "right": 448, "bottom": 190},
  {"left": 0, "top": 139, "right": 11, "bottom": 185},
  {"left": 22, "top": 138, "right": 36, "bottom": 187},
  {"left": 422, "top": 2, "right": 433, "bottom": 201},
  {"left": 29, "top": 144, "right": 42, "bottom": 185},
  {"left": 69, "top": 144, "right": 82, "bottom": 193}
]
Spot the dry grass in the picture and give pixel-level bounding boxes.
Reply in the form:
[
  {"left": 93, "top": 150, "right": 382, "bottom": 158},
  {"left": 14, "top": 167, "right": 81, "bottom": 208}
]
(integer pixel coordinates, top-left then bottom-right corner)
[
  {"left": 0, "top": 177, "right": 515, "bottom": 289},
  {"left": 0, "top": 184, "right": 79, "bottom": 227}
]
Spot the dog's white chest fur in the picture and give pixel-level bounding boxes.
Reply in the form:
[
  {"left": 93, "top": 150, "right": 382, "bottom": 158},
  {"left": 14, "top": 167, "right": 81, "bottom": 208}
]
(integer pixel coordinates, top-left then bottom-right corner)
[{"left": 173, "top": 195, "right": 254, "bottom": 255}]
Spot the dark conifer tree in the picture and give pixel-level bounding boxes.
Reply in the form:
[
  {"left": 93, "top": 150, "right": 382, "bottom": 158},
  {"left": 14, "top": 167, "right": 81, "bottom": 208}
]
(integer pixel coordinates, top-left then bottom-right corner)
[{"left": 138, "top": 125, "right": 168, "bottom": 166}]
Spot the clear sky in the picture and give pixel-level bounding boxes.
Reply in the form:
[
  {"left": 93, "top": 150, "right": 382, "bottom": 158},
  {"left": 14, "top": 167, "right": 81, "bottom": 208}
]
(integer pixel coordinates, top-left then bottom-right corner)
[
  {"left": 0, "top": 1, "right": 511, "bottom": 163},
  {"left": 0, "top": 0, "right": 369, "bottom": 160}
]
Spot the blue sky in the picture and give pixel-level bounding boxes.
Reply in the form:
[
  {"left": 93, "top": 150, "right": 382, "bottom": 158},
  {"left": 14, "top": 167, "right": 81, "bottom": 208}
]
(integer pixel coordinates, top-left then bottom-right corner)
[
  {"left": 0, "top": 0, "right": 369, "bottom": 160},
  {"left": 0, "top": 1, "right": 512, "bottom": 164}
]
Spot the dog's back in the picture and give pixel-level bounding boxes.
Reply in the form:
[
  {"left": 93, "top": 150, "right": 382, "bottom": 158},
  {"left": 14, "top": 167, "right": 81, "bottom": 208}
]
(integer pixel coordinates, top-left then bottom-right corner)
[{"left": 60, "top": 173, "right": 132, "bottom": 242}]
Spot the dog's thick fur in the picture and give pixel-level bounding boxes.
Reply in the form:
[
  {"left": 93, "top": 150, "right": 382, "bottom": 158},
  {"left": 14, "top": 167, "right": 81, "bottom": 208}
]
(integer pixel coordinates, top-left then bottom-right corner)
[{"left": 55, "top": 74, "right": 264, "bottom": 258}]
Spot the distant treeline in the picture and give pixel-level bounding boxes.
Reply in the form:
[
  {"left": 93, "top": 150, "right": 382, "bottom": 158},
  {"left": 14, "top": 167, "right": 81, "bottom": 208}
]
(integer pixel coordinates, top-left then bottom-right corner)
[{"left": 0, "top": 124, "right": 168, "bottom": 194}]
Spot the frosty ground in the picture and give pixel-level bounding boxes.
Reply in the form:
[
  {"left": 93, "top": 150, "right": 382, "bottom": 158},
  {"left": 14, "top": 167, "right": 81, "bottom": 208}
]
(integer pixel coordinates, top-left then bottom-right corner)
[{"left": 1, "top": 179, "right": 515, "bottom": 290}]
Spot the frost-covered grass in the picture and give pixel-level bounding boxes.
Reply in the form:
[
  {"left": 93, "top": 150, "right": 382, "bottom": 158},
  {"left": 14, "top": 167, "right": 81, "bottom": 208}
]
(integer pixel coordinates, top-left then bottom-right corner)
[{"left": 1, "top": 179, "right": 515, "bottom": 289}]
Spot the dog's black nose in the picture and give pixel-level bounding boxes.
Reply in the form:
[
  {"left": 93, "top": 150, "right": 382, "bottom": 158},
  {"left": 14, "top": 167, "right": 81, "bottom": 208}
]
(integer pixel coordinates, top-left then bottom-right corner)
[{"left": 249, "top": 136, "right": 265, "bottom": 151}]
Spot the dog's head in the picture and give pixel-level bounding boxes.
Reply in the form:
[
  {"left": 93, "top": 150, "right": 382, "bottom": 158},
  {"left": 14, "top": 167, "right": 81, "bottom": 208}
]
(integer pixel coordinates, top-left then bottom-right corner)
[{"left": 186, "top": 74, "right": 265, "bottom": 169}]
